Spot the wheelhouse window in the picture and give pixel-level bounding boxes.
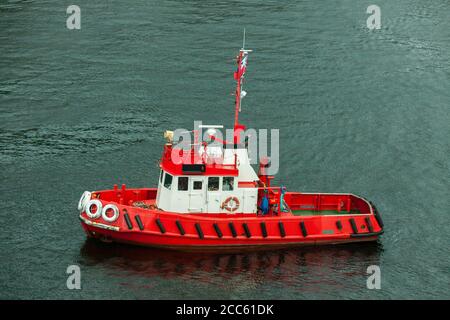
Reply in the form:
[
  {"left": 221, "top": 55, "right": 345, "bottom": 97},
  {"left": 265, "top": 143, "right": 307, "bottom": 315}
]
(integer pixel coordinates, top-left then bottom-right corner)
[
  {"left": 208, "top": 177, "right": 219, "bottom": 191},
  {"left": 222, "top": 177, "right": 234, "bottom": 191},
  {"left": 164, "top": 173, "right": 173, "bottom": 189},
  {"left": 178, "top": 177, "right": 188, "bottom": 191},
  {"left": 193, "top": 181, "right": 203, "bottom": 190},
  {"left": 159, "top": 170, "right": 164, "bottom": 184}
]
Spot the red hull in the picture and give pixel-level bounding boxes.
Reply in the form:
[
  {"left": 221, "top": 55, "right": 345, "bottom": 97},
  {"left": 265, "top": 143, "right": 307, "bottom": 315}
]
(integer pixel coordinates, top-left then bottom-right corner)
[{"left": 79, "top": 188, "right": 383, "bottom": 252}]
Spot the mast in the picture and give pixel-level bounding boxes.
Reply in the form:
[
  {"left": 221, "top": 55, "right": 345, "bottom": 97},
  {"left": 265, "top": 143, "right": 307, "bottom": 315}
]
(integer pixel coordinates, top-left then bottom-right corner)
[{"left": 233, "top": 31, "right": 252, "bottom": 134}]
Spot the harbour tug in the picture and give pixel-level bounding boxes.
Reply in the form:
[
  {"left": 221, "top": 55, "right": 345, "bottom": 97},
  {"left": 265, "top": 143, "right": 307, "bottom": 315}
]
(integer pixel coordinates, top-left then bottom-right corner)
[{"left": 78, "top": 45, "right": 384, "bottom": 252}]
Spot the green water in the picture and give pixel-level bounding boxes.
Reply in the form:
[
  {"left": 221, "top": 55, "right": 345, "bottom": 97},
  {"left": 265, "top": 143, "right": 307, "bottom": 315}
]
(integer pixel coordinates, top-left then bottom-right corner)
[{"left": 1, "top": 0, "right": 449, "bottom": 299}]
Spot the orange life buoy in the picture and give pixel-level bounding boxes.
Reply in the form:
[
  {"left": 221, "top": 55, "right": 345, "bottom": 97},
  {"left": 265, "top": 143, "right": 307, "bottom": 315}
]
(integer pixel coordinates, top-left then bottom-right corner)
[{"left": 221, "top": 196, "right": 240, "bottom": 212}]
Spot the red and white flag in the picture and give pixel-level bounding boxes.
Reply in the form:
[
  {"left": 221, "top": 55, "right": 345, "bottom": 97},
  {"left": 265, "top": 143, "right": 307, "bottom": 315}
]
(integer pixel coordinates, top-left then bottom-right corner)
[{"left": 234, "top": 51, "right": 248, "bottom": 80}]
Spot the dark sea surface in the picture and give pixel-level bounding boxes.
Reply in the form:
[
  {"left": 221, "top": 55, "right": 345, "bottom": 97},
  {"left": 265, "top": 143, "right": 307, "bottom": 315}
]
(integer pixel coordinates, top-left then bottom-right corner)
[{"left": 1, "top": 0, "right": 449, "bottom": 299}]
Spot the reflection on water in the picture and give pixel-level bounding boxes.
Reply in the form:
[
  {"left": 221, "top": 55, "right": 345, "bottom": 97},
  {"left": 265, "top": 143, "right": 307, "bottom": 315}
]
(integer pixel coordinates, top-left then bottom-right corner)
[{"left": 80, "top": 239, "right": 382, "bottom": 292}]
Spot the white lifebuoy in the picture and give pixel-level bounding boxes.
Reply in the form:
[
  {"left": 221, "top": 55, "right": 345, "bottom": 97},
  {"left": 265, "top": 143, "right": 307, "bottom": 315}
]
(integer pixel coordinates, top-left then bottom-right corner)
[
  {"left": 101, "top": 204, "right": 120, "bottom": 223},
  {"left": 85, "top": 199, "right": 102, "bottom": 219},
  {"left": 78, "top": 191, "right": 92, "bottom": 212}
]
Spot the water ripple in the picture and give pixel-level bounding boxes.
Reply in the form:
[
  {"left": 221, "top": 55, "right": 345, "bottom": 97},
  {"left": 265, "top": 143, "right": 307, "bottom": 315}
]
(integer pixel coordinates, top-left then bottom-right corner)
[{"left": 0, "top": 107, "right": 158, "bottom": 165}]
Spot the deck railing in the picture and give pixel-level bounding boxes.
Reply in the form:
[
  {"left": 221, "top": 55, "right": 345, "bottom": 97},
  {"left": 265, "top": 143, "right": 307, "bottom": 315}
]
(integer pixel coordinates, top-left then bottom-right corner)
[{"left": 284, "top": 193, "right": 371, "bottom": 214}]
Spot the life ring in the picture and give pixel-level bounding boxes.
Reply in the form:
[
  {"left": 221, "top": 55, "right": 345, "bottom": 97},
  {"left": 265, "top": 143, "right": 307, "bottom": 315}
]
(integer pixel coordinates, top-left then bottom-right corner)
[
  {"left": 221, "top": 196, "right": 240, "bottom": 212},
  {"left": 101, "top": 204, "right": 120, "bottom": 223},
  {"left": 78, "top": 191, "right": 92, "bottom": 212},
  {"left": 85, "top": 199, "right": 102, "bottom": 219}
]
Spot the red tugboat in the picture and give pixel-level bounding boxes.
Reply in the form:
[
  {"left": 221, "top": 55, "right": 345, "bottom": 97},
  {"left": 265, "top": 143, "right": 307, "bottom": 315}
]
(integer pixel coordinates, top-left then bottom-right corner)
[{"left": 78, "top": 45, "right": 384, "bottom": 252}]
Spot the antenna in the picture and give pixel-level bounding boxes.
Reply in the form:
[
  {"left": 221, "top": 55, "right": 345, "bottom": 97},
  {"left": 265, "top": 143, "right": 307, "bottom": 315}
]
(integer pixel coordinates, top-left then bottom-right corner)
[{"left": 240, "top": 28, "right": 247, "bottom": 113}]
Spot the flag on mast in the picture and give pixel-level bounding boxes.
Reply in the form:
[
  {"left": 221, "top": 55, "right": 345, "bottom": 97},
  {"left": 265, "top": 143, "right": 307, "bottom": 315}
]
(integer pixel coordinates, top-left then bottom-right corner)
[{"left": 234, "top": 51, "right": 248, "bottom": 80}]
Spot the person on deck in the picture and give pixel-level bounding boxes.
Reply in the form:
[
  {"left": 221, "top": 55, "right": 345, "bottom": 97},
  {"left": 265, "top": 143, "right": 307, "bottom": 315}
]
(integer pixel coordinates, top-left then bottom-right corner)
[{"left": 259, "top": 189, "right": 269, "bottom": 215}]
